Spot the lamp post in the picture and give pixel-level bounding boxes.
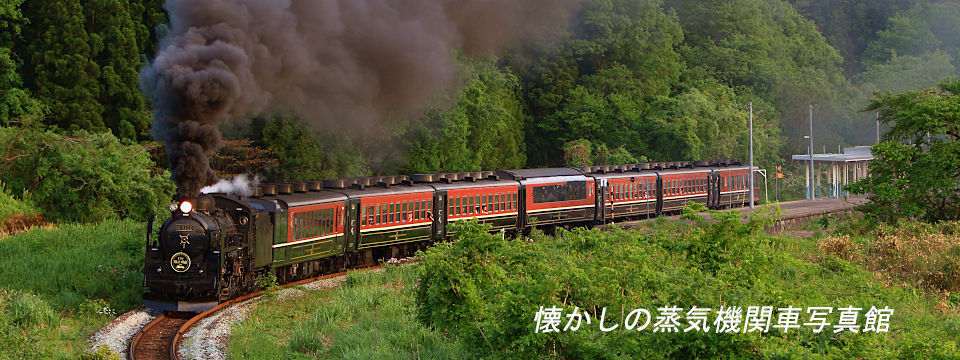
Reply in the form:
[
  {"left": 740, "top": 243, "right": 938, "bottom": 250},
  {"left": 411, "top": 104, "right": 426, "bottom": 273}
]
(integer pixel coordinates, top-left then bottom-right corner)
[
  {"left": 808, "top": 105, "right": 814, "bottom": 201},
  {"left": 749, "top": 102, "right": 754, "bottom": 208}
]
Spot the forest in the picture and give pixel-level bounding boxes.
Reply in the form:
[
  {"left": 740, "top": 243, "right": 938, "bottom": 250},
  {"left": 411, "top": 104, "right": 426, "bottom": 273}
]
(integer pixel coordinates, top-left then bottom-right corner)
[{"left": 1, "top": 0, "right": 960, "bottom": 222}]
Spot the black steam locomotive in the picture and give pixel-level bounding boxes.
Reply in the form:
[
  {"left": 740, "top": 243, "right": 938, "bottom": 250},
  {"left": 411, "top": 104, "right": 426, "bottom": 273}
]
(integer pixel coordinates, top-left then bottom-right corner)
[{"left": 144, "top": 160, "right": 758, "bottom": 311}]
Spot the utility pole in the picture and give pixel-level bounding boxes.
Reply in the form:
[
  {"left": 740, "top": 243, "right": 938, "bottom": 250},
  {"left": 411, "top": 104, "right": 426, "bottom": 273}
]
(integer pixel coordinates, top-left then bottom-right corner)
[
  {"left": 876, "top": 111, "right": 880, "bottom": 143},
  {"left": 808, "top": 104, "right": 814, "bottom": 201},
  {"left": 749, "top": 102, "right": 754, "bottom": 208}
]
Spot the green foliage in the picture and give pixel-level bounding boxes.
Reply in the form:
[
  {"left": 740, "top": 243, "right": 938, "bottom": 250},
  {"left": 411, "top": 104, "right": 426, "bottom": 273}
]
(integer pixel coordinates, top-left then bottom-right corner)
[
  {"left": 229, "top": 266, "right": 473, "bottom": 359},
  {"left": 415, "top": 214, "right": 957, "bottom": 359},
  {"left": 78, "top": 346, "right": 122, "bottom": 360},
  {"left": 255, "top": 272, "right": 278, "bottom": 292},
  {"left": 250, "top": 115, "right": 370, "bottom": 182},
  {"left": 7, "top": 292, "right": 58, "bottom": 330},
  {"left": 0, "top": 220, "right": 145, "bottom": 359},
  {"left": 862, "top": 2, "right": 960, "bottom": 71},
  {"left": 85, "top": 0, "right": 152, "bottom": 141},
  {"left": 21, "top": 0, "right": 105, "bottom": 133},
  {"left": 0, "top": 219, "right": 145, "bottom": 311},
  {"left": 404, "top": 57, "right": 526, "bottom": 173},
  {"left": 849, "top": 80, "right": 960, "bottom": 223},
  {"left": 562, "top": 138, "right": 645, "bottom": 167},
  {"left": 0, "top": 180, "right": 35, "bottom": 222},
  {"left": 0, "top": 126, "right": 174, "bottom": 223},
  {"left": 0, "top": 1, "right": 44, "bottom": 128},
  {"left": 858, "top": 50, "right": 957, "bottom": 94},
  {"left": 787, "top": 0, "right": 919, "bottom": 74}
]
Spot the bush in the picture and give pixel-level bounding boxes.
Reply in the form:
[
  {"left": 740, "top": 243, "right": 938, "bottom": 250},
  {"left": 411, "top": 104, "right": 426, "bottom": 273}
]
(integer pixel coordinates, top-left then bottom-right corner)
[
  {"left": 0, "top": 126, "right": 175, "bottom": 223},
  {"left": 416, "top": 215, "right": 959, "bottom": 358},
  {"left": 7, "top": 292, "right": 58, "bottom": 330},
  {"left": 78, "top": 346, "right": 121, "bottom": 360},
  {"left": 0, "top": 180, "right": 34, "bottom": 221}
]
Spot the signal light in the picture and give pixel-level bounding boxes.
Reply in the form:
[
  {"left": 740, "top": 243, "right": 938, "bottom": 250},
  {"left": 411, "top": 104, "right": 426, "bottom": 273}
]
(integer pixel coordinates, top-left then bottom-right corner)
[{"left": 179, "top": 201, "right": 193, "bottom": 214}]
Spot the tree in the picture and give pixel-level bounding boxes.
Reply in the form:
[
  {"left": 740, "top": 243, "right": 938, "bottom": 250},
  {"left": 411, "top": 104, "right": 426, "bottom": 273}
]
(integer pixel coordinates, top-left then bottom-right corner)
[
  {"left": 849, "top": 80, "right": 960, "bottom": 223},
  {"left": 405, "top": 57, "right": 526, "bottom": 173},
  {"left": 788, "top": 0, "right": 919, "bottom": 74},
  {"left": 0, "top": 0, "right": 43, "bottom": 126},
  {"left": 85, "top": 0, "right": 152, "bottom": 140},
  {"left": 862, "top": 2, "right": 960, "bottom": 70},
  {"left": 0, "top": 126, "right": 175, "bottom": 222},
  {"left": 21, "top": 0, "right": 104, "bottom": 132}
]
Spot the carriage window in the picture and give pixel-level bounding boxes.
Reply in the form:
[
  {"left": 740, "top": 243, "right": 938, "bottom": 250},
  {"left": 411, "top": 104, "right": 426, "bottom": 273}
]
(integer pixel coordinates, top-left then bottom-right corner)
[
  {"left": 324, "top": 209, "right": 331, "bottom": 235},
  {"left": 320, "top": 210, "right": 326, "bottom": 235},
  {"left": 387, "top": 204, "right": 393, "bottom": 223},
  {"left": 531, "top": 181, "right": 588, "bottom": 204},
  {"left": 500, "top": 193, "right": 506, "bottom": 211},
  {"left": 462, "top": 196, "right": 468, "bottom": 215}
]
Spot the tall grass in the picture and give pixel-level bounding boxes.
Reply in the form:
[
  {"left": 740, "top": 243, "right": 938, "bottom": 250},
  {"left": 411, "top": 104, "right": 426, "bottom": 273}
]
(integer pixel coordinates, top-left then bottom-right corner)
[
  {"left": 413, "top": 217, "right": 959, "bottom": 359},
  {"left": 0, "top": 219, "right": 144, "bottom": 359},
  {"left": 229, "top": 216, "right": 960, "bottom": 359},
  {"left": 229, "top": 266, "right": 474, "bottom": 359},
  {"left": 820, "top": 220, "right": 960, "bottom": 309}
]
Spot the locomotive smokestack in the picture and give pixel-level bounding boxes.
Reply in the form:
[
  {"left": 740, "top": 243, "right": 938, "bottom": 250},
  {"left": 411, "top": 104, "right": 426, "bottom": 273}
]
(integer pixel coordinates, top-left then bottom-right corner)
[{"left": 141, "top": 0, "right": 579, "bottom": 198}]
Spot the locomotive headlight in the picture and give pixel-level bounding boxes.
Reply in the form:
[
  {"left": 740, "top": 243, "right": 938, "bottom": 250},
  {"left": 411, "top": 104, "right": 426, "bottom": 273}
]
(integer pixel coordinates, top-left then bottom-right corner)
[
  {"left": 169, "top": 203, "right": 178, "bottom": 212},
  {"left": 179, "top": 201, "right": 193, "bottom": 214}
]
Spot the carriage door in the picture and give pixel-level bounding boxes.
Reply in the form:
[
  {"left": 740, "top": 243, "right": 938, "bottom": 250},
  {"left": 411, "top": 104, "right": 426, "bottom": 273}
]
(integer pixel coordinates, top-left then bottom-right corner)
[
  {"left": 344, "top": 198, "right": 361, "bottom": 253},
  {"left": 712, "top": 171, "right": 723, "bottom": 209},
  {"left": 707, "top": 171, "right": 714, "bottom": 209},
  {"left": 595, "top": 178, "right": 608, "bottom": 224},
  {"left": 655, "top": 174, "right": 664, "bottom": 215},
  {"left": 432, "top": 191, "right": 447, "bottom": 241}
]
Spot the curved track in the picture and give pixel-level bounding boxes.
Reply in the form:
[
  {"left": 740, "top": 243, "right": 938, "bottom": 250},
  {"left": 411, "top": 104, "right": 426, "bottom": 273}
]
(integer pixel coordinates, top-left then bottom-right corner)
[
  {"left": 127, "top": 313, "right": 190, "bottom": 360},
  {"left": 128, "top": 265, "right": 379, "bottom": 360}
]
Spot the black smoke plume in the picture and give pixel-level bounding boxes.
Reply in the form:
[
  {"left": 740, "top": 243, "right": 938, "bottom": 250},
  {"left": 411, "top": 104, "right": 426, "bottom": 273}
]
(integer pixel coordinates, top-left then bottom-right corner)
[{"left": 142, "top": 0, "right": 578, "bottom": 198}]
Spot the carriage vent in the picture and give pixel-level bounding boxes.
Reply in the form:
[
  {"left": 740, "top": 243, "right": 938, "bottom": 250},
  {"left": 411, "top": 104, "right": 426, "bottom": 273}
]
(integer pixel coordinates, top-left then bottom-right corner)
[
  {"left": 306, "top": 181, "right": 322, "bottom": 191},
  {"left": 578, "top": 164, "right": 642, "bottom": 175},
  {"left": 250, "top": 187, "right": 263, "bottom": 198},
  {"left": 322, "top": 175, "right": 411, "bottom": 190},
  {"left": 260, "top": 185, "right": 277, "bottom": 196},
  {"left": 292, "top": 182, "right": 308, "bottom": 193},
  {"left": 412, "top": 171, "right": 499, "bottom": 183},
  {"left": 276, "top": 183, "right": 293, "bottom": 194}
]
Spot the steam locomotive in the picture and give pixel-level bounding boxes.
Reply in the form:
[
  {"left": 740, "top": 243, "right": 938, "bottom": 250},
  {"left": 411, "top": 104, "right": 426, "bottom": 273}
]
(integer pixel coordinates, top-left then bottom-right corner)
[{"left": 144, "top": 159, "right": 758, "bottom": 311}]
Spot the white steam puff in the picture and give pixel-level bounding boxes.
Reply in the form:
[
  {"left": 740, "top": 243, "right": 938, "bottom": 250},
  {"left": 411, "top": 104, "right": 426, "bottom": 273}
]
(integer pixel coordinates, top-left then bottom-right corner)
[{"left": 201, "top": 174, "right": 260, "bottom": 197}]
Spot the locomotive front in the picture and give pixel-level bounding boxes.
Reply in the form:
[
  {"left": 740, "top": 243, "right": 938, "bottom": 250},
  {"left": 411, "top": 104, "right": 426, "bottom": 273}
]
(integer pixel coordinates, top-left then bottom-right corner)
[{"left": 144, "top": 195, "right": 230, "bottom": 311}]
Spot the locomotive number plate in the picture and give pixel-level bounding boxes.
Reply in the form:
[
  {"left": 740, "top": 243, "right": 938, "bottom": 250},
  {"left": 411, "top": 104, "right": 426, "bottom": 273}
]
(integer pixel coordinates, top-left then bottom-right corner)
[
  {"left": 171, "top": 252, "right": 191, "bottom": 272},
  {"left": 176, "top": 224, "right": 194, "bottom": 232}
]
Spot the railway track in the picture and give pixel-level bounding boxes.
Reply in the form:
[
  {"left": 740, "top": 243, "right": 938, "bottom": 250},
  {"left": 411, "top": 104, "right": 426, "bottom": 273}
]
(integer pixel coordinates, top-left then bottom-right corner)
[
  {"left": 128, "top": 265, "right": 380, "bottom": 360},
  {"left": 127, "top": 313, "right": 190, "bottom": 360}
]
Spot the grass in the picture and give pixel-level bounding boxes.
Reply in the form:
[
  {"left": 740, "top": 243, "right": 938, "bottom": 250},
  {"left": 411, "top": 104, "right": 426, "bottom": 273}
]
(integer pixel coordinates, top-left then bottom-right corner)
[
  {"left": 229, "top": 266, "right": 474, "bottom": 360},
  {"left": 0, "top": 219, "right": 144, "bottom": 359},
  {"left": 231, "top": 214, "right": 960, "bottom": 359}
]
